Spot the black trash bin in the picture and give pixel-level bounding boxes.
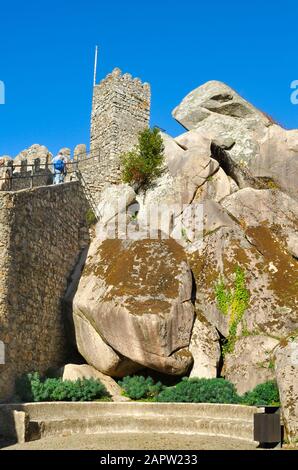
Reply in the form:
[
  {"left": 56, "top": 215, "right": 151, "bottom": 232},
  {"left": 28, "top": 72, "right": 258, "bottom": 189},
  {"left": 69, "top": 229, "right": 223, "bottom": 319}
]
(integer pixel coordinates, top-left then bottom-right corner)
[{"left": 254, "top": 406, "right": 281, "bottom": 448}]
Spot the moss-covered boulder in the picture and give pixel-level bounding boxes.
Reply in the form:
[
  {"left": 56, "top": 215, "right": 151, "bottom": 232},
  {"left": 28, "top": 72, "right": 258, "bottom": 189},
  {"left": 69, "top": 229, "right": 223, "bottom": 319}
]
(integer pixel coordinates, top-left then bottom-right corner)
[{"left": 71, "top": 237, "right": 195, "bottom": 376}]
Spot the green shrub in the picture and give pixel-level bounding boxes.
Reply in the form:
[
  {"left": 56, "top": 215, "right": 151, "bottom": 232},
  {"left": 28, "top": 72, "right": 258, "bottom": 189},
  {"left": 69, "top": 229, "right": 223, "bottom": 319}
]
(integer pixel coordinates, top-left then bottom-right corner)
[
  {"left": 16, "top": 372, "right": 107, "bottom": 402},
  {"left": 156, "top": 378, "right": 240, "bottom": 404},
  {"left": 118, "top": 375, "right": 164, "bottom": 400},
  {"left": 120, "top": 127, "right": 165, "bottom": 186},
  {"left": 241, "top": 380, "right": 280, "bottom": 406},
  {"left": 86, "top": 208, "right": 97, "bottom": 226}
]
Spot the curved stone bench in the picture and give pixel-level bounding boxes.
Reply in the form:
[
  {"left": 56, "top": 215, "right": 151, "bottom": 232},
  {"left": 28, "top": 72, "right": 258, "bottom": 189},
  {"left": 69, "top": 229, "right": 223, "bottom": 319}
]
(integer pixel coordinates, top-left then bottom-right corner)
[{"left": 0, "top": 402, "right": 261, "bottom": 444}]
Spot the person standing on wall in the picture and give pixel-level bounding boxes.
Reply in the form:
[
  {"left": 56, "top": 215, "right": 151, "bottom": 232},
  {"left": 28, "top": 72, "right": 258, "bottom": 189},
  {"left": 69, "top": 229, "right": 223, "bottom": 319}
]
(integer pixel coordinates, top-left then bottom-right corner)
[{"left": 52, "top": 151, "right": 67, "bottom": 184}]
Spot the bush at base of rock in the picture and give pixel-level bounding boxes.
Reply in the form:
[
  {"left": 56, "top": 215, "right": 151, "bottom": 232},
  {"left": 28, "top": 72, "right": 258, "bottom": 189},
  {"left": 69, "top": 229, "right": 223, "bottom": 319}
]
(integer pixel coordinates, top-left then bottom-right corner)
[
  {"left": 16, "top": 372, "right": 108, "bottom": 402},
  {"left": 241, "top": 380, "right": 280, "bottom": 406},
  {"left": 120, "top": 127, "right": 165, "bottom": 186},
  {"left": 156, "top": 377, "right": 240, "bottom": 404},
  {"left": 118, "top": 375, "right": 164, "bottom": 400}
]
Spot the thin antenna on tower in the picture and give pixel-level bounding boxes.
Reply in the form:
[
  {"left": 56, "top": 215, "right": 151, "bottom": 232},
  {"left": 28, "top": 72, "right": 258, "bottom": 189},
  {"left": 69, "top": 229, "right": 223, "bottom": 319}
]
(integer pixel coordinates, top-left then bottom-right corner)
[{"left": 93, "top": 45, "right": 98, "bottom": 87}]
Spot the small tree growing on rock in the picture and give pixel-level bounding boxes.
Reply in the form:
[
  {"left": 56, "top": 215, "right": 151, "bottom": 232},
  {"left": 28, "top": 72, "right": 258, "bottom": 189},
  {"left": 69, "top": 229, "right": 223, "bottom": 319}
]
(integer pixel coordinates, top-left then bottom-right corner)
[{"left": 120, "top": 127, "right": 165, "bottom": 187}]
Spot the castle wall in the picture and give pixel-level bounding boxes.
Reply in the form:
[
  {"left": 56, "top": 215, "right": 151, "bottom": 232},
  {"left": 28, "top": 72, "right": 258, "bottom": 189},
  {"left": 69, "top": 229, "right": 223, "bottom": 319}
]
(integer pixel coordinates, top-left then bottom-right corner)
[
  {"left": 72, "top": 159, "right": 107, "bottom": 208},
  {"left": 0, "top": 182, "right": 89, "bottom": 400},
  {"left": 10, "top": 169, "right": 52, "bottom": 191}
]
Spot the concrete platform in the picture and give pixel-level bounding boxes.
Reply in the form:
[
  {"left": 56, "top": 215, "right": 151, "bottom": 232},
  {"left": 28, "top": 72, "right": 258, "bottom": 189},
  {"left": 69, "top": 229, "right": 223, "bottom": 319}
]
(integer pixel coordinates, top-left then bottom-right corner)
[
  {"left": 1, "top": 432, "right": 260, "bottom": 450},
  {"left": 0, "top": 402, "right": 261, "bottom": 445}
]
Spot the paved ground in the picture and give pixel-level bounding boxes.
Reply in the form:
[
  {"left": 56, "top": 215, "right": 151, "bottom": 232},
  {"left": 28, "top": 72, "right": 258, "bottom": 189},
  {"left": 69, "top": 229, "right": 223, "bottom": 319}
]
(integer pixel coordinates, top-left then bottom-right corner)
[{"left": 1, "top": 433, "right": 259, "bottom": 450}]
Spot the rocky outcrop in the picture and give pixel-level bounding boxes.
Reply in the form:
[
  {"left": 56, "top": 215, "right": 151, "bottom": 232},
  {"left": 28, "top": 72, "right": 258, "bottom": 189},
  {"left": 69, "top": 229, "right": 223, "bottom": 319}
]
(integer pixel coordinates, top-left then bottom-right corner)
[
  {"left": 221, "top": 188, "right": 298, "bottom": 257},
  {"left": 275, "top": 339, "right": 298, "bottom": 443},
  {"left": 173, "top": 80, "right": 270, "bottom": 130},
  {"left": 184, "top": 187, "right": 298, "bottom": 392},
  {"left": 173, "top": 80, "right": 298, "bottom": 199},
  {"left": 172, "top": 80, "right": 270, "bottom": 167},
  {"left": 70, "top": 237, "right": 195, "bottom": 376},
  {"left": 193, "top": 168, "right": 237, "bottom": 203},
  {"left": 138, "top": 141, "right": 218, "bottom": 211},
  {"left": 136, "top": 136, "right": 219, "bottom": 233},
  {"left": 249, "top": 125, "right": 298, "bottom": 198},
  {"left": 63, "top": 78, "right": 298, "bottom": 436},
  {"left": 95, "top": 183, "right": 137, "bottom": 240}
]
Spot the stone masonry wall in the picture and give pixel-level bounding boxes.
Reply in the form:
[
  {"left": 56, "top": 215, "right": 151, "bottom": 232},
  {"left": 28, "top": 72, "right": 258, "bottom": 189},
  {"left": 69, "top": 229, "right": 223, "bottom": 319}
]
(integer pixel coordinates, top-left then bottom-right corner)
[
  {"left": 72, "top": 158, "right": 105, "bottom": 209},
  {"left": 89, "top": 68, "right": 151, "bottom": 201},
  {"left": 0, "top": 182, "right": 89, "bottom": 400}
]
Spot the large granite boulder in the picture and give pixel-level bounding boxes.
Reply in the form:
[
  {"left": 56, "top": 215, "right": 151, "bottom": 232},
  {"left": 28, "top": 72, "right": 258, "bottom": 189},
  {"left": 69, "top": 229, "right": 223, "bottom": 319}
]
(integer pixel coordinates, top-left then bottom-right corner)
[
  {"left": 174, "top": 128, "right": 212, "bottom": 153},
  {"left": 136, "top": 143, "right": 219, "bottom": 233},
  {"left": 95, "top": 183, "right": 137, "bottom": 240},
  {"left": 173, "top": 80, "right": 271, "bottom": 130},
  {"left": 193, "top": 168, "right": 237, "bottom": 203},
  {"left": 173, "top": 81, "right": 298, "bottom": 198},
  {"left": 160, "top": 132, "right": 186, "bottom": 166},
  {"left": 275, "top": 339, "right": 298, "bottom": 443},
  {"left": 221, "top": 188, "right": 298, "bottom": 257},
  {"left": 188, "top": 223, "right": 298, "bottom": 339},
  {"left": 58, "top": 363, "right": 130, "bottom": 402},
  {"left": 72, "top": 313, "right": 141, "bottom": 377},
  {"left": 249, "top": 125, "right": 298, "bottom": 199},
  {"left": 71, "top": 237, "right": 195, "bottom": 376},
  {"left": 172, "top": 80, "right": 270, "bottom": 166},
  {"left": 149, "top": 145, "right": 218, "bottom": 206},
  {"left": 189, "top": 314, "right": 221, "bottom": 379},
  {"left": 223, "top": 336, "right": 279, "bottom": 394},
  {"left": 171, "top": 198, "right": 237, "bottom": 251}
]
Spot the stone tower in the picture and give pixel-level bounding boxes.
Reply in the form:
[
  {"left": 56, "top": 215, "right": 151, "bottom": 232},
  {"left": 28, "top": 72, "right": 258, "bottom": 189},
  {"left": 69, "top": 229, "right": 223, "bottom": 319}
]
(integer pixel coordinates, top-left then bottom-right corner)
[{"left": 90, "top": 67, "right": 151, "bottom": 183}]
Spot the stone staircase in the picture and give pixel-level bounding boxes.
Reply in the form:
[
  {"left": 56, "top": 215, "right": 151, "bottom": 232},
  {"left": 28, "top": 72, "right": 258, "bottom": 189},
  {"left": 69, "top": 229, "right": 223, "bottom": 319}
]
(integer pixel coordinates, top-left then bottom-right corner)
[{"left": 0, "top": 402, "right": 261, "bottom": 444}]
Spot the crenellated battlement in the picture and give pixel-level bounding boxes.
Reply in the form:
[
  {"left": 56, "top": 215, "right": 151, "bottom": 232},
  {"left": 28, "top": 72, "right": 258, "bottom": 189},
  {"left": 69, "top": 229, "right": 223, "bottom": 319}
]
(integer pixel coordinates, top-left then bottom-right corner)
[{"left": 96, "top": 67, "right": 151, "bottom": 92}]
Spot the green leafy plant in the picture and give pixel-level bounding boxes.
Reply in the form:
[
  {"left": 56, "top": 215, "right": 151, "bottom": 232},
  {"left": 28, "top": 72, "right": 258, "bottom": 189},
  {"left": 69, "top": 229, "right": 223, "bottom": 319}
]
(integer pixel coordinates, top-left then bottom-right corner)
[
  {"left": 215, "top": 266, "right": 250, "bottom": 355},
  {"left": 120, "top": 127, "right": 165, "bottom": 186},
  {"left": 16, "top": 372, "right": 108, "bottom": 402},
  {"left": 118, "top": 375, "right": 164, "bottom": 400},
  {"left": 241, "top": 380, "right": 280, "bottom": 406},
  {"left": 86, "top": 208, "right": 97, "bottom": 226},
  {"left": 215, "top": 279, "right": 231, "bottom": 315},
  {"left": 156, "top": 378, "right": 240, "bottom": 404}
]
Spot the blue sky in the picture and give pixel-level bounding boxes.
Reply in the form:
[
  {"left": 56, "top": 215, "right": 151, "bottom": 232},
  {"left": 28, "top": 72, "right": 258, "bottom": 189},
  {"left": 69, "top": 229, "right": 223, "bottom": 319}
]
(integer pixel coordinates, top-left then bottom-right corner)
[{"left": 0, "top": 0, "right": 297, "bottom": 156}]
